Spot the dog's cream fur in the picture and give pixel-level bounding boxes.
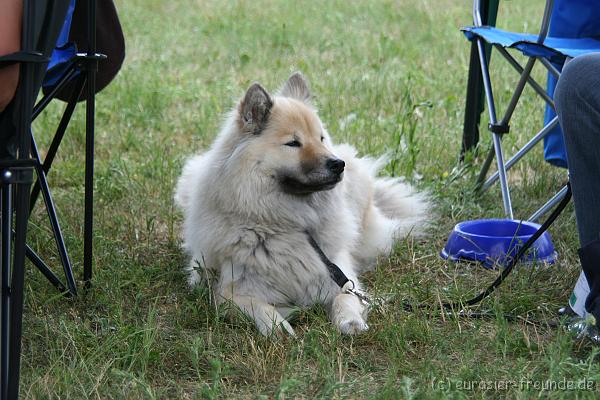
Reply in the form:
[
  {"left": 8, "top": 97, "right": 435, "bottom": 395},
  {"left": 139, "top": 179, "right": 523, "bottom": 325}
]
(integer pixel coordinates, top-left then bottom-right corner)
[{"left": 175, "top": 73, "right": 429, "bottom": 336}]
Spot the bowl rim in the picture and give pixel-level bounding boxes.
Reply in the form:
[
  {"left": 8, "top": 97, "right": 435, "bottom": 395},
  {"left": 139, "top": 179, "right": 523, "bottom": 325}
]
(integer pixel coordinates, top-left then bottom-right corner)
[{"left": 454, "top": 218, "right": 543, "bottom": 241}]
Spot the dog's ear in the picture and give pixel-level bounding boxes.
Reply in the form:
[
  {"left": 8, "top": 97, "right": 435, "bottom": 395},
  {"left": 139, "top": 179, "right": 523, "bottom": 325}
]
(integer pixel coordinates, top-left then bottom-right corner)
[
  {"left": 239, "top": 83, "right": 273, "bottom": 134},
  {"left": 278, "top": 72, "right": 311, "bottom": 103}
]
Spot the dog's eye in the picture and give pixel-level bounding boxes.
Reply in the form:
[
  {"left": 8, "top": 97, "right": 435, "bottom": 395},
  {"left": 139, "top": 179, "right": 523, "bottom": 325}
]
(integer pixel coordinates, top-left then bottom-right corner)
[
  {"left": 320, "top": 136, "right": 325, "bottom": 142},
  {"left": 285, "top": 140, "right": 302, "bottom": 147}
]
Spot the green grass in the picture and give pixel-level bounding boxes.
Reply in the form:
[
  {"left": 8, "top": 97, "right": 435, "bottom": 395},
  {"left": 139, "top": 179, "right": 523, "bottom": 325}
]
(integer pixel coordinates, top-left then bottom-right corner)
[{"left": 21, "top": 0, "right": 600, "bottom": 398}]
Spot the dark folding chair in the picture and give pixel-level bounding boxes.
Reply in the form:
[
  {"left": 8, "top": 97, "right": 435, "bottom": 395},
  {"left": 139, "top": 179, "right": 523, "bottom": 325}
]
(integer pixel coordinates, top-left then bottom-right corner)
[
  {"left": 0, "top": 0, "right": 111, "bottom": 397},
  {"left": 460, "top": 0, "right": 600, "bottom": 221},
  {"left": 1, "top": 3, "right": 70, "bottom": 397}
]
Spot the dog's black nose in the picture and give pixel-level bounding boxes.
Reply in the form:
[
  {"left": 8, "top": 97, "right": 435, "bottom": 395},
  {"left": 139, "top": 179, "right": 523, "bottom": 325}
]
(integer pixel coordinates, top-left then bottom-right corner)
[{"left": 326, "top": 158, "right": 345, "bottom": 174}]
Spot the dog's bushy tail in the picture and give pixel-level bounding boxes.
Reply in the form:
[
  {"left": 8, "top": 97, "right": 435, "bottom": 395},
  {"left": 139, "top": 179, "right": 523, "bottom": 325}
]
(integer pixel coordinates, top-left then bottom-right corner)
[
  {"left": 339, "top": 148, "right": 432, "bottom": 239},
  {"left": 373, "top": 176, "right": 431, "bottom": 238},
  {"left": 174, "top": 154, "right": 206, "bottom": 212}
]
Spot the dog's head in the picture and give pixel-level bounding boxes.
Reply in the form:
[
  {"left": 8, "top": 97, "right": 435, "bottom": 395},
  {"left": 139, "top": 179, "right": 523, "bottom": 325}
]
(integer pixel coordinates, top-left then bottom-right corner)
[{"left": 235, "top": 73, "right": 344, "bottom": 195}]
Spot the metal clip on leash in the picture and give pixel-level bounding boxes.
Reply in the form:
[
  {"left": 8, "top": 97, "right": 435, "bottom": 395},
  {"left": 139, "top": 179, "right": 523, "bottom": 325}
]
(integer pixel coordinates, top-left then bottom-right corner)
[
  {"left": 307, "top": 233, "right": 380, "bottom": 308},
  {"left": 343, "top": 280, "right": 373, "bottom": 307}
]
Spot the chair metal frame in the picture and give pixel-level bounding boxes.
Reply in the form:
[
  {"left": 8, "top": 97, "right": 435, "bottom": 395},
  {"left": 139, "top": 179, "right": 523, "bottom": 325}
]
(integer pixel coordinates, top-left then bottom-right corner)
[
  {"left": 462, "top": 0, "right": 570, "bottom": 221},
  {"left": 28, "top": 42, "right": 104, "bottom": 296}
]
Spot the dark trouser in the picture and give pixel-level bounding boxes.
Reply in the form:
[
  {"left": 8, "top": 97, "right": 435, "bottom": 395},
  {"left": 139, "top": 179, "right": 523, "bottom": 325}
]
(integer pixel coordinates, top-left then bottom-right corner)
[{"left": 554, "top": 52, "right": 600, "bottom": 319}]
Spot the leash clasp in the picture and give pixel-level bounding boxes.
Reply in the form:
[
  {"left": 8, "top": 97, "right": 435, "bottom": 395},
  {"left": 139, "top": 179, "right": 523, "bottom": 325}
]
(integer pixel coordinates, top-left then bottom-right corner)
[{"left": 344, "top": 280, "right": 372, "bottom": 306}]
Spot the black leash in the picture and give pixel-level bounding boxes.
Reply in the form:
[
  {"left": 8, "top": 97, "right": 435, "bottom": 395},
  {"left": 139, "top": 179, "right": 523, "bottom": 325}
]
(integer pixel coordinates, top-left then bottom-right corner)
[
  {"left": 307, "top": 233, "right": 349, "bottom": 288},
  {"left": 306, "top": 232, "right": 372, "bottom": 305},
  {"left": 307, "top": 182, "right": 572, "bottom": 318}
]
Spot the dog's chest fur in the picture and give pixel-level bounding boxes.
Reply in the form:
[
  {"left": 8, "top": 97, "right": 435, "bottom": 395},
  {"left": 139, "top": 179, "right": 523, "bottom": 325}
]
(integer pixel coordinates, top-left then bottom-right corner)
[{"left": 217, "top": 227, "right": 339, "bottom": 306}]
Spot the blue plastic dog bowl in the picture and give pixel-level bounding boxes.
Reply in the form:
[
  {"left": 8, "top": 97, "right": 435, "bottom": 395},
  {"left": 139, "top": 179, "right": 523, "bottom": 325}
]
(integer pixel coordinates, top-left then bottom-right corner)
[{"left": 440, "top": 219, "right": 557, "bottom": 269}]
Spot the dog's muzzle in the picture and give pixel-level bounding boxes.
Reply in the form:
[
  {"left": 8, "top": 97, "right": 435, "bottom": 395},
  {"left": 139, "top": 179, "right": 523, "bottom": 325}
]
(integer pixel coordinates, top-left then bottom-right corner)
[{"left": 279, "top": 158, "right": 345, "bottom": 195}]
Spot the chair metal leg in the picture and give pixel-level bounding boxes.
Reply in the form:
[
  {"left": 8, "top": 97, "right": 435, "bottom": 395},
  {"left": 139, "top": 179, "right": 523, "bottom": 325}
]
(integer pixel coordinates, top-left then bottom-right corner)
[
  {"left": 24, "top": 244, "right": 68, "bottom": 295},
  {"left": 495, "top": 46, "right": 554, "bottom": 107},
  {"left": 6, "top": 1, "right": 38, "bottom": 394},
  {"left": 84, "top": 79, "right": 95, "bottom": 288},
  {"left": 83, "top": 0, "right": 97, "bottom": 288},
  {"left": 1, "top": 179, "right": 11, "bottom": 400},
  {"left": 491, "top": 133, "right": 513, "bottom": 219},
  {"left": 30, "top": 136, "right": 77, "bottom": 296},
  {"left": 476, "top": 38, "right": 514, "bottom": 219},
  {"left": 529, "top": 185, "right": 569, "bottom": 222},
  {"left": 481, "top": 116, "right": 560, "bottom": 191},
  {"left": 498, "top": 57, "right": 537, "bottom": 128},
  {"left": 476, "top": 48, "right": 535, "bottom": 198},
  {"left": 7, "top": 182, "right": 31, "bottom": 400}
]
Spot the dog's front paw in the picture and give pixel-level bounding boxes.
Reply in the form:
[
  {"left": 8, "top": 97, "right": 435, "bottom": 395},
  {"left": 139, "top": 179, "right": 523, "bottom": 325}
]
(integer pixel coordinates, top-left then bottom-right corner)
[
  {"left": 337, "top": 317, "right": 369, "bottom": 335},
  {"left": 330, "top": 293, "right": 369, "bottom": 335}
]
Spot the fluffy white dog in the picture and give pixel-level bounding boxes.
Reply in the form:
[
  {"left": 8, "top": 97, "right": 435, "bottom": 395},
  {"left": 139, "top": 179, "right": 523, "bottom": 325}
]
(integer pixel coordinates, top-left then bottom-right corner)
[{"left": 175, "top": 73, "right": 429, "bottom": 336}]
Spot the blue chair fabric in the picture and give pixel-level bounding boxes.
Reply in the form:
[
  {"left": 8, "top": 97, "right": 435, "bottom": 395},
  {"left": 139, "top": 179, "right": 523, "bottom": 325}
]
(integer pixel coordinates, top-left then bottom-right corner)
[
  {"left": 44, "top": 0, "right": 77, "bottom": 88},
  {"left": 461, "top": 27, "right": 600, "bottom": 63},
  {"left": 543, "top": 1, "right": 600, "bottom": 168}
]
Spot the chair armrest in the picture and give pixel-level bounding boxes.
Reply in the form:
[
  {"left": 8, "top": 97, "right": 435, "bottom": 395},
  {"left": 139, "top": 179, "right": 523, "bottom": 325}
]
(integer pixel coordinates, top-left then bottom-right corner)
[{"left": 0, "top": 51, "right": 48, "bottom": 69}]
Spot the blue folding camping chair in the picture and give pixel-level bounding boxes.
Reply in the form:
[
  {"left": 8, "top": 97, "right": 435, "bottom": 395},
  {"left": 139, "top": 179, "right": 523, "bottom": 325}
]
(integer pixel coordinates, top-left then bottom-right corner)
[{"left": 461, "top": 0, "right": 600, "bottom": 221}]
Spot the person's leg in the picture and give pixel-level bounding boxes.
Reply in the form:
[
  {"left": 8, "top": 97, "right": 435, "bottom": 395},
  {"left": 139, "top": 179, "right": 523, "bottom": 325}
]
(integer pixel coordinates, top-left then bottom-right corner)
[
  {"left": 0, "top": 0, "right": 23, "bottom": 159},
  {"left": 555, "top": 53, "right": 600, "bottom": 246},
  {"left": 554, "top": 53, "right": 600, "bottom": 322},
  {"left": 0, "top": 0, "right": 23, "bottom": 112}
]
